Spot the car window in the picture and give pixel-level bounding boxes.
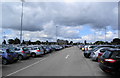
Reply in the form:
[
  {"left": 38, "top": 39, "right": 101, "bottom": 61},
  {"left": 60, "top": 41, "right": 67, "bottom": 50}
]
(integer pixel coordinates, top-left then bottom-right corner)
[
  {"left": 89, "top": 46, "right": 96, "bottom": 48},
  {"left": 15, "top": 48, "right": 20, "bottom": 51},
  {"left": 33, "top": 48, "right": 38, "bottom": 50},
  {"left": 9, "top": 49, "right": 15, "bottom": 53},
  {"left": 100, "top": 49, "right": 107, "bottom": 53},
  {"left": 28, "top": 47, "right": 32, "bottom": 50},
  {"left": 39, "top": 47, "right": 43, "bottom": 50},
  {"left": 22, "top": 47, "right": 28, "bottom": 51},
  {"left": 102, "top": 51, "right": 111, "bottom": 58},
  {"left": 111, "top": 51, "right": 120, "bottom": 58},
  {"left": 0, "top": 50, "right": 3, "bottom": 54},
  {"left": 6, "top": 49, "right": 10, "bottom": 53}
]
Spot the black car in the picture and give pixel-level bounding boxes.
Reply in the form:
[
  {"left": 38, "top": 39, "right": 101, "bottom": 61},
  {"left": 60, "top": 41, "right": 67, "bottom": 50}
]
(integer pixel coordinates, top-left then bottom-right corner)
[{"left": 99, "top": 48, "right": 120, "bottom": 75}]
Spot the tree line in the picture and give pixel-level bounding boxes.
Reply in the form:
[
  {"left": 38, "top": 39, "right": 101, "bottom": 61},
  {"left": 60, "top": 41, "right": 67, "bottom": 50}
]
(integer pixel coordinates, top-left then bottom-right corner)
[
  {"left": 2, "top": 38, "right": 74, "bottom": 45},
  {"left": 2, "top": 38, "right": 120, "bottom": 45}
]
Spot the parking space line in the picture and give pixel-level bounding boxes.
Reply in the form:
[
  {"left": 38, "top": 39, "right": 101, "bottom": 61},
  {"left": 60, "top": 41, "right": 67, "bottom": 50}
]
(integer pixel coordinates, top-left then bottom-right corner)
[
  {"left": 6, "top": 58, "right": 46, "bottom": 76},
  {"left": 65, "top": 55, "right": 69, "bottom": 59}
]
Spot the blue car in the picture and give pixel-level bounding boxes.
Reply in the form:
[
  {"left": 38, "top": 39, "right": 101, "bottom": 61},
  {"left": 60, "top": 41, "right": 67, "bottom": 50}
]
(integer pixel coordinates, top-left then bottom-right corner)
[{"left": 0, "top": 48, "right": 18, "bottom": 65}]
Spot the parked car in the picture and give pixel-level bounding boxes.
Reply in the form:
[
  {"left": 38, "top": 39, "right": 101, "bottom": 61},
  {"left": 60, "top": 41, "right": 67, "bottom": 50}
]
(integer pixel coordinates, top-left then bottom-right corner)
[
  {"left": 115, "top": 45, "right": 120, "bottom": 49},
  {"left": 82, "top": 45, "right": 88, "bottom": 51},
  {"left": 89, "top": 45, "right": 116, "bottom": 59},
  {"left": 87, "top": 45, "right": 97, "bottom": 51},
  {"left": 14, "top": 47, "right": 30, "bottom": 60},
  {"left": 91, "top": 47, "right": 110, "bottom": 61},
  {"left": 48, "top": 45, "right": 55, "bottom": 52},
  {"left": 54, "top": 45, "right": 62, "bottom": 51},
  {"left": 0, "top": 48, "right": 18, "bottom": 65},
  {"left": 84, "top": 46, "right": 98, "bottom": 58},
  {"left": 27, "top": 46, "right": 44, "bottom": 57},
  {"left": 98, "top": 48, "right": 110, "bottom": 61},
  {"left": 99, "top": 49, "right": 120, "bottom": 75},
  {"left": 42, "top": 46, "right": 51, "bottom": 53},
  {"left": 0, "top": 51, "right": 2, "bottom": 64},
  {"left": 78, "top": 45, "right": 84, "bottom": 49}
]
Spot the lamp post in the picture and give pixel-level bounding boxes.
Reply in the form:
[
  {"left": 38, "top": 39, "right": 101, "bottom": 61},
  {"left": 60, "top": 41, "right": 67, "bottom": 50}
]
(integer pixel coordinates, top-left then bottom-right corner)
[
  {"left": 20, "top": 0, "right": 25, "bottom": 45},
  {"left": 56, "top": 26, "right": 58, "bottom": 43},
  {"left": 105, "top": 27, "right": 107, "bottom": 42}
]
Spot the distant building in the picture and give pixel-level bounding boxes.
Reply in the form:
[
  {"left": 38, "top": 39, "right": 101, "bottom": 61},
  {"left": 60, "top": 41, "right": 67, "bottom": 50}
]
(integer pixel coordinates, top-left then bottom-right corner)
[{"left": 57, "top": 39, "right": 68, "bottom": 45}]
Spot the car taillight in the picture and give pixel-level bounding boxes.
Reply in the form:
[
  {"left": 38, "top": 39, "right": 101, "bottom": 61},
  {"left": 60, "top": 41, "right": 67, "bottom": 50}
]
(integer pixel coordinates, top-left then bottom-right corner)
[
  {"left": 98, "top": 53, "right": 103, "bottom": 57},
  {"left": 104, "top": 59, "right": 117, "bottom": 63},
  {"left": 37, "top": 50, "right": 40, "bottom": 52},
  {"left": 8, "top": 55, "right": 12, "bottom": 57},
  {"left": 22, "top": 51, "right": 25, "bottom": 53}
]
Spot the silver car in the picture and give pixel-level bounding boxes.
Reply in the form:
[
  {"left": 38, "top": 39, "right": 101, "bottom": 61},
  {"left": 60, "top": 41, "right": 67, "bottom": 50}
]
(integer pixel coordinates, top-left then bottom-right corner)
[
  {"left": 27, "top": 46, "right": 44, "bottom": 57},
  {"left": 91, "top": 47, "right": 110, "bottom": 61},
  {"left": 14, "top": 47, "right": 30, "bottom": 60}
]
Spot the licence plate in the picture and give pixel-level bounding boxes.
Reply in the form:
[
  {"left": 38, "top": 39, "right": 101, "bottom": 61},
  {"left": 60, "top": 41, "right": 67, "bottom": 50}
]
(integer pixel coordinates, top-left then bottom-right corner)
[
  {"left": 14, "top": 58, "right": 17, "bottom": 60},
  {"left": 101, "top": 60, "right": 104, "bottom": 63}
]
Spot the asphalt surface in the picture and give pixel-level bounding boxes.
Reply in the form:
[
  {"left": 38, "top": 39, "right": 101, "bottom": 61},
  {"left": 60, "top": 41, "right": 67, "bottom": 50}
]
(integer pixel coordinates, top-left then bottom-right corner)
[{"left": 2, "top": 46, "right": 109, "bottom": 76}]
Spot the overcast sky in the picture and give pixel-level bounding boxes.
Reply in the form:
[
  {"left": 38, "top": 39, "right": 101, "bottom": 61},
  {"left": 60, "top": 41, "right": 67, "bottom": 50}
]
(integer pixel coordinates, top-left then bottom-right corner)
[{"left": 1, "top": 0, "right": 119, "bottom": 43}]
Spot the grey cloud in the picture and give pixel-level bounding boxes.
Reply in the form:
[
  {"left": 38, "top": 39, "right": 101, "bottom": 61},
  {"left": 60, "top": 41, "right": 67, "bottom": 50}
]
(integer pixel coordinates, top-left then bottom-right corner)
[{"left": 2, "top": 2, "right": 118, "bottom": 31}]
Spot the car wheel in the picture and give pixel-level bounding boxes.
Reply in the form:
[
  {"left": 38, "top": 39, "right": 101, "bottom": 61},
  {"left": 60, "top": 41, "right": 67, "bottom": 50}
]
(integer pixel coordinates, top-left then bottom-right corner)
[
  {"left": 84, "top": 54, "right": 87, "bottom": 58},
  {"left": 96, "top": 57, "right": 98, "bottom": 62},
  {"left": 31, "top": 53, "right": 36, "bottom": 57},
  {"left": 2, "top": 59, "right": 8, "bottom": 65},
  {"left": 18, "top": 55, "right": 23, "bottom": 60}
]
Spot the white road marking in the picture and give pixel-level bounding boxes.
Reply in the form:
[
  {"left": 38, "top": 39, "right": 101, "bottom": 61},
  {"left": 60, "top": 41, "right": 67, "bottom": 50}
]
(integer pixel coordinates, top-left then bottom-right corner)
[
  {"left": 65, "top": 55, "right": 69, "bottom": 59},
  {"left": 33, "top": 58, "right": 42, "bottom": 60},
  {"left": 6, "top": 58, "right": 46, "bottom": 76}
]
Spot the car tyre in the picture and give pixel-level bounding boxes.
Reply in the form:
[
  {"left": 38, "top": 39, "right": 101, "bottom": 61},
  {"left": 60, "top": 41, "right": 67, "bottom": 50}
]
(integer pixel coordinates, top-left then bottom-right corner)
[
  {"left": 2, "top": 59, "right": 8, "bottom": 65},
  {"left": 31, "top": 53, "right": 36, "bottom": 57},
  {"left": 18, "top": 55, "right": 23, "bottom": 60}
]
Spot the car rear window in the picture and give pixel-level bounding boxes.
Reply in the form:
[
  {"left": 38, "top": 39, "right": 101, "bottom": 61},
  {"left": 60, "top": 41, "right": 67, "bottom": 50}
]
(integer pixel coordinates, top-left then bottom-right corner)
[
  {"left": 0, "top": 50, "right": 3, "bottom": 54},
  {"left": 33, "top": 47, "right": 38, "bottom": 50},
  {"left": 111, "top": 51, "right": 120, "bottom": 59},
  {"left": 22, "top": 47, "right": 28, "bottom": 51},
  {"left": 102, "top": 51, "right": 111, "bottom": 58}
]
